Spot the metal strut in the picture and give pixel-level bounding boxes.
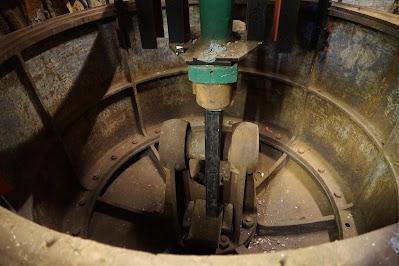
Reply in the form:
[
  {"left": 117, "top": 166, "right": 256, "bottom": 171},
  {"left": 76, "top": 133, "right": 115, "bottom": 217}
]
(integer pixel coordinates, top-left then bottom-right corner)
[{"left": 205, "top": 110, "right": 222, "bottom": 217}]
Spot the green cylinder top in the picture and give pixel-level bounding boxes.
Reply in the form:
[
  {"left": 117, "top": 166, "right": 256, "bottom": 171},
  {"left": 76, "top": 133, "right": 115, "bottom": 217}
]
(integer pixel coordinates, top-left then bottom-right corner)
[{"left": 200, "top": 0, "right": 233, "bottom": 41}]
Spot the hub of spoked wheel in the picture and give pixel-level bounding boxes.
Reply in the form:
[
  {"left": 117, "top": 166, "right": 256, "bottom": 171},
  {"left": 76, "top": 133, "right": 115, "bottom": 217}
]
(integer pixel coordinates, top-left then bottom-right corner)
[{"left": 159, "top": 119, "right": 259, "bottom": 254}]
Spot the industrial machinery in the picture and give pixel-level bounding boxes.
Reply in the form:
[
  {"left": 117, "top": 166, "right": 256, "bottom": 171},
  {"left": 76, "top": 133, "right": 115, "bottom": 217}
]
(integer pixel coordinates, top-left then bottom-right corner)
[
  {"left": 0, "top": 0, "right": 399, "bottom": 264},
  {"left": 154, "top": 0, "right": 328, "bottom": 252},
  {"left": 158, "top": 0, "right": 261, "bottom": 252}
]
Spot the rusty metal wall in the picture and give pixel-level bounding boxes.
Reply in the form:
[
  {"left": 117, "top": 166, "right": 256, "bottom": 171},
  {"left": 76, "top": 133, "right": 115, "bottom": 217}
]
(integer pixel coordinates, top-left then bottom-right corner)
[
  {"left": 233, "top": 75, "right": 306, "bottom": 137},
  {"left": 63, "top": 91, "right": 141, "bottom": 181},
  {"left": 127, "top": 15, "right": 186, "bottom": 80},
  {"left": 137, "top": 75, "right": 202, "bottom": 130},
  {"left": 337, "top": 0, "right": 397, "bottom": 12},
  {"left": 0, "top": 59, "right": 46, "bottom": 187},
  {"left": 311, "top": 19, "right": 399, "bottom": 143},
  {"left": 0, "top": 62, "right": 44, "bottom": 154},
  {"left": 0, "top": 3, "right": 397, "bottom": 239},
  {"left": 307, "top": 18, "right": 399, "bottom": 231},
  {"left": 0, "top": 58, "right": 50, "bottom": 218},
  {"left": 22, "top": 20, "right": 128, "bottom": 131}
]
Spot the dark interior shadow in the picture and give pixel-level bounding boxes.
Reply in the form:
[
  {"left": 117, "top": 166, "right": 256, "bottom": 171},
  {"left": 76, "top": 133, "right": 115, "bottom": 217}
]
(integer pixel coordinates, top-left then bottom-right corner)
[
  {"left": 1, "top": 15, "right": 126, "bottom": 231},
  {"left": 243, "top": 74, "right": 287, "bottom": 131}
]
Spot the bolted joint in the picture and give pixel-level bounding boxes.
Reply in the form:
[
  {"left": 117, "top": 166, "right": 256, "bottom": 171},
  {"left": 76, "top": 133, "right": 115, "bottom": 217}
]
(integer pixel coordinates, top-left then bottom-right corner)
[
  {"left": 219, "top": 235, "right": 230, "bottom": 249},
  {"left": 243, "top": 215, "right": 255, "bottom": 229}
]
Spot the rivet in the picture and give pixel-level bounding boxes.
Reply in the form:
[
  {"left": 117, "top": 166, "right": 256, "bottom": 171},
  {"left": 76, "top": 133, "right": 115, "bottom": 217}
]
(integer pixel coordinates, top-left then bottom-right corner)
[
  {"left": 71, "top": 229, "right": 81, "bottom": 236},
  {"left": 334, "top": 192, "right": 342, "bottom": 198},
  {"left": 219, "top": 235, "right": 230, "bottom": 249},
  {"left": 111, "top": 155, "right": 117, "bottom": 160},
  {"left": 318, "top": 168, "right": 325, "bottom": 174},
  {"left": 297, "top": 148, "right": 305, "bottom": 154},
  {"left": 243, "top": 215, "right": 255, "bottom": 229}
]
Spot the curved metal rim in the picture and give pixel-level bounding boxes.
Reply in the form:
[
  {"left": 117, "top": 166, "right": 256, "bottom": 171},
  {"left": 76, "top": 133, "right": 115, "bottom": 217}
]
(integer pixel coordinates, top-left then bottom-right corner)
[
  {"left": 0, "top": 1, "right": 398, "bottom": 263},
  {"left": 81, "top": 136, "right": 159, "bottom": 236},
  {"left": 0, "top": 1, "right": 398, "bottom": 65},
  {"left": 79, "top": 131, "right": 345, "bottom": 246},
  {"left": 0, "top": 204, "right": 397, "bottom": 264},
  {"left": 259, "top": 134, "right": 344, "bottom": 239}
]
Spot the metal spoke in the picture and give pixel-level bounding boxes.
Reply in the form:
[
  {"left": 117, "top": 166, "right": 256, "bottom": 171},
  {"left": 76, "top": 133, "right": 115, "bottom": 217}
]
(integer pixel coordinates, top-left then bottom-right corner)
[
  {"left": 149, "top": 144, "right": 166, "bottom": 180},
  {"left": 149, "top": 144, "right": 160, "bottom": 161},
  {"left": 257, "top": 215, "right": 336, "bottom": 236},
  {"left": 96, "top": 196, "right": 161, "bottom": 218},
  {"left": 0, "top": 196, "right": 16, "bottom": 213},
  {"left": 255, "top": 152, "right": 288, "bottom": 193}
]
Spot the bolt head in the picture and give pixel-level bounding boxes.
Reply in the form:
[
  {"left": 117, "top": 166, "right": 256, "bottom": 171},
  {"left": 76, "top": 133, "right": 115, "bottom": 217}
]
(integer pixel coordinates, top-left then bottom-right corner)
[
  {"left": 297, "top": 148, "right": 305, "bottom": 154},
  {"left": 219, "top": 235, "right": 230, "bottom": 249},
  {"left": 243, "top": 215, "right": 255, "bottom": 229},
  {"left": 71, "top": 229, "right": 81, "bottom": 236},
  {"left": 334, "top": 192, "right": 342, "bottom": 198}
]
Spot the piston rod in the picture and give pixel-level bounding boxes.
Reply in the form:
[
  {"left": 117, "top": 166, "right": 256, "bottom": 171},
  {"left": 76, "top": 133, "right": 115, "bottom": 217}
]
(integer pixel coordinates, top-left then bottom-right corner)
[{"left": 205, "top": 110, "right": 222, "bottom": 217}]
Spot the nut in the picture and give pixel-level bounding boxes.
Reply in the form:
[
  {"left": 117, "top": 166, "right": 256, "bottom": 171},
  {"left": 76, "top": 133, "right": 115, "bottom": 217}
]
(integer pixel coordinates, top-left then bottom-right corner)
[
  {"left": 71, "top": 228, "right": 81, "bottom": 236},
  {"left": 243, "top": 215, "right": 255, "bottom": 229},
  {"left": 219, "top": 235, "right": 230, "bottom": 249},
  {"left": 297, "top": 148, "right": 305, "bottom": 154}
]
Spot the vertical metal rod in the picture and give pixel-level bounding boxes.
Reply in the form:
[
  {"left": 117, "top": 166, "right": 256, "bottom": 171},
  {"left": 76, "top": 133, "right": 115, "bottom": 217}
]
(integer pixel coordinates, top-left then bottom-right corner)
[
  {"left": 310, "top": 0, "right": 331, "bottom": 49},
  {"left": 247, "top": 0, "right": 268, "bottom": 41},
  {"left": 153, "top": 0, "right": 165, "bottom": 37},
  {"left": 276, "top": 0, "right": 301, "bottom": 53},
  {"left": 205, "top": 110, "right": 222, "bottom": 217},
  {"left": 165, "top": 0, "right": 190, "bottom": 43},
  {"left": 136, "top": 0, "right": 158, "bottom": 49},
  {"left": 200, "top": 0, "right": 233, "bottom": 40}
]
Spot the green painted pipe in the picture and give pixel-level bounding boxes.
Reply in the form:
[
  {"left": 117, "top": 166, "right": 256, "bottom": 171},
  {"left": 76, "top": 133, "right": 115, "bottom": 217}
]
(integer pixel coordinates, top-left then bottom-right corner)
[{"left": 200, "top": 0, "right": 233, "bottom": 40}]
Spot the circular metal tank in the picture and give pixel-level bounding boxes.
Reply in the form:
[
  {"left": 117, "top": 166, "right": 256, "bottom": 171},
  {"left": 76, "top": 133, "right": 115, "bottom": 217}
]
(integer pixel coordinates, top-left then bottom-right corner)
[{"left": 0, "top": 1, "right": 398, "bottom": 265}]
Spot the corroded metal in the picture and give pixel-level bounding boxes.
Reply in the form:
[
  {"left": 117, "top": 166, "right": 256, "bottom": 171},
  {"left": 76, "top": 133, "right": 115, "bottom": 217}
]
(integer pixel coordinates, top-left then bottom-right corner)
[
  {"left": 159, "top": 119, "right": 189, "bottom": 170},
  {"left": 0, "top": 0, "right": 398, "bottom": 264},
  {"left": 159, "top": 119, "right": 259, "bottom": 250}
]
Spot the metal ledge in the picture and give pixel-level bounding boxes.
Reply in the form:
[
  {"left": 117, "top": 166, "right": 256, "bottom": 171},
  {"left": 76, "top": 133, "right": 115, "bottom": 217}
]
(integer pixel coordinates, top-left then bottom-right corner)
[
  {"left": 0, "top": 206, "right": 397, "bottom": 265},
  {"left": 330, "top": 3, "right": 399, "bottom": 39}
]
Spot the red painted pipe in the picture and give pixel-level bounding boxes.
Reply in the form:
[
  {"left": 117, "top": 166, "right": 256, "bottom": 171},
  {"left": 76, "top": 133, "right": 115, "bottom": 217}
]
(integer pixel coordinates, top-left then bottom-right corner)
[{"left": 272, "top": 0, "right": 282, "bottom": 42}]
